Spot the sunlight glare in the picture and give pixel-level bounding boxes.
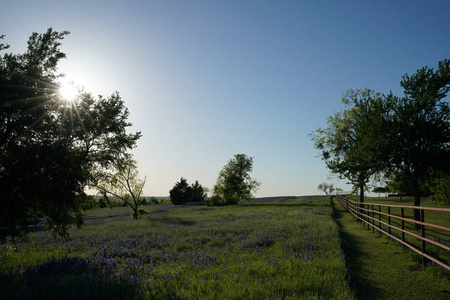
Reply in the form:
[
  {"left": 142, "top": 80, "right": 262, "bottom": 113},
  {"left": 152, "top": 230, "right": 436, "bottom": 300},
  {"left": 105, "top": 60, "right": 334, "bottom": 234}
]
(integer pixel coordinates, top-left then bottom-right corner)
[{"left": 59, "top": 81, "right": 79, "bottom": 103}]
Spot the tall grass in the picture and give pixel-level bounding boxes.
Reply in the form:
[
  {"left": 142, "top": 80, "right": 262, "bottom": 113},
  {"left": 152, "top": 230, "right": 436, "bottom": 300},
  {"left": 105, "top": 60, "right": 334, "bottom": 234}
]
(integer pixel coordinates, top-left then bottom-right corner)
[{"left": 0, "top": 197, "right": 354, "bottom": 299}]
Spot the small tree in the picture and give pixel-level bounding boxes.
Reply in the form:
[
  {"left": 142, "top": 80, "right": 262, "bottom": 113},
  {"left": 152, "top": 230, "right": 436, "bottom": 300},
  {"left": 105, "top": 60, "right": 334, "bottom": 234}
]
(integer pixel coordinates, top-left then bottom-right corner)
[
  {"left": 211, "top": 154, "right": 261, "bottom": 205},
  {"left": 427, "top": 170, "right": 450, "bottom": 205},
  {"left": 317, "top": 183, "right": 335, "bottom": 195},
  {"left": 373, "top": 187, "right": 388, "bottom": 198},
  {"left": 191, "top": 180, "right": 207, "bottom": 202},
  {"left": 96, "top": 156, "right": 146, "bottom": 219},
  {"left": 170, "top": 177, "right": 193, "bottom": 205},
  {"left": 386, "top": 171, "right": 414, "bottom": 201}
]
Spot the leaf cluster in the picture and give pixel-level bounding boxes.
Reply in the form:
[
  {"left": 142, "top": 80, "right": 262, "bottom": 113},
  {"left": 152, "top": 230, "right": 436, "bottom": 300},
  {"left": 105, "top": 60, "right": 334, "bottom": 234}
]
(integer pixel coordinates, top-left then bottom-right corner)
[
  {"left": 96, "top": 155, "right": 146, "bottom": 219},
  {"left": 311, "top": 59, "right": 450, "bottom": 205},
  {"left": 169, "top": 178, "right": 207, "bottom": 205},
  {"left": 211, "top": 154, "right": 260, "bottom": 205},
  {"left": 0, "top": 29, "right": 141, "bottom": 240}
]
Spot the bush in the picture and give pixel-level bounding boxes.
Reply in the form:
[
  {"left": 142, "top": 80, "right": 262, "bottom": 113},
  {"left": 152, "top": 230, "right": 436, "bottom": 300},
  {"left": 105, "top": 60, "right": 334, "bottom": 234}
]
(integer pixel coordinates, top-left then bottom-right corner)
[
  {"left": 130, "top": 209, "right": 150, "bottom": 220},
  {"left": 206, "top": 195, "right": 225, "bottom": 206},
  {"left": 138, "top": 208, "right": 150, "bottom": 217},
  {"left": 98, "top": 197, "right": 109, "bottom": 208}
]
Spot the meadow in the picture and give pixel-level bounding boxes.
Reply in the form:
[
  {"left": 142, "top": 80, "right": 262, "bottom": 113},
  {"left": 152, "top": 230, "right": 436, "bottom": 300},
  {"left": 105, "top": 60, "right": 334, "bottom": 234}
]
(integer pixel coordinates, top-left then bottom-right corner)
[{"left": 0, "top": 197, "right": 355, "bottom": 299}]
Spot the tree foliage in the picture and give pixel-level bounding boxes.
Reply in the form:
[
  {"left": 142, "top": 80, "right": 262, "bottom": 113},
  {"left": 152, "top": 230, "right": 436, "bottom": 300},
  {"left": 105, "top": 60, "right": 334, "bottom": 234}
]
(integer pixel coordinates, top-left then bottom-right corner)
[
  {"left": 96, "top": 155, "right": 146, "bottom": 219},
  {"left": 191, "top": 180, "right": 207, "bottom": 202},
  {"left": 372, "top": 187, "right": 388, "bottom": 198},
  {"left": 388, "top": 60, "right": 450, "bottom": 216},
  {"left": 317, "top": 183, "right": 335, "bottom": 195},
  {"left": 169, "top": 177, "right": 193, "bottom": 205},
  {"left": 211, "top": 154, "right": 260, "bottom": 205},
  {"left": 311, "top": 59, "right": 450, "bottom": 213},
  {"left": 427, "top": 170, "right": 450, "bottom": 205},
  {"left": 311, "top": 89, "right": 389, "bottom": 202},
  {"left": 0, "top": 29, "right": 141, "bottom": 240},
  {"left": 169, "top": 178, "right": 206, "bottom": 205}
]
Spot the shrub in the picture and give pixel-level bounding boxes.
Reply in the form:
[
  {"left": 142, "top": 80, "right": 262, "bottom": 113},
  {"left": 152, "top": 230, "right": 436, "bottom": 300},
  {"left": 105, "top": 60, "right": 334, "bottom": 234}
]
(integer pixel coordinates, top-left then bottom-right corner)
[
  {"left": 130, "top": 209, "right": 150, "bottom": 220},
  {"left": 206, "top": 195, "right": 224, "bottom": 206}
]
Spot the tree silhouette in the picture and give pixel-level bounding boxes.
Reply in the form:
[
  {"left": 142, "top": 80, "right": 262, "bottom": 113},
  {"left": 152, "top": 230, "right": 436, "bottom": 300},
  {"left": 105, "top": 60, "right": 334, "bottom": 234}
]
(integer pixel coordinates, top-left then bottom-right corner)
[
  {"left": 0, "top": 29, "right": 141, "bottom": 240},
  {"left": 170, "top": 177, "right": 193, "bottom": 205}
]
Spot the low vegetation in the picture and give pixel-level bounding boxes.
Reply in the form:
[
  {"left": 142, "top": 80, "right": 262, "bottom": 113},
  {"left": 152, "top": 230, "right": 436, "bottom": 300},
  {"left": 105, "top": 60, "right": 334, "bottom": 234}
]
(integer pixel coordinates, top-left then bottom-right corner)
[{"left": 0, "top": 197, "right": 354, "bottom": 299}]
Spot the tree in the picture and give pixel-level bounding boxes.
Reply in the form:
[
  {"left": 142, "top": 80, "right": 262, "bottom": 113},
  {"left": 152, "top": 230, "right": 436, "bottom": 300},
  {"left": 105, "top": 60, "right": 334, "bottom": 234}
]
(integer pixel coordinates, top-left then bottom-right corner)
[
  {"left": 96, "top": 155, "right": 146, "bottom": 219},
  {"left": 191, "top": 180, "right": 207, "bottom": 202},
  {"left": 312, "top": 59, "right": 450, "bottom": 223},
  {"left": 385, "top": 171, "right": 414, "bottom": 201},
  {"left": 427, "top": 170, "right": 450, "bottom": 205},
  {"left": 386, "top": 60, "right": 450, "bottom": 220},
  {"left": 211, "top": 154, "right": 260, "bottom": 205},
  {"left": 311, "top": 89, "right": 389, "bottom": 202},
  {"left": 372, "top": 187, "right": 388, "bottom": 198},
  {"left": 0, "top": 29, "right": 141, "bottom": 240},
  {"left": 317, "top": 183, "right": 335, "bottom": 195},
  {"left": 169, "top": 177, "right": 193, "bottom": 205}
]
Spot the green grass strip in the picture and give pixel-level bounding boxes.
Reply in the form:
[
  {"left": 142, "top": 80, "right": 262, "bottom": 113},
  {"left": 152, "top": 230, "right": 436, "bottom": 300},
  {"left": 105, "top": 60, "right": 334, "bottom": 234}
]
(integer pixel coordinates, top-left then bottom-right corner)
[{"left": 332, "top": 198, "right": 450, "bottom": 299}]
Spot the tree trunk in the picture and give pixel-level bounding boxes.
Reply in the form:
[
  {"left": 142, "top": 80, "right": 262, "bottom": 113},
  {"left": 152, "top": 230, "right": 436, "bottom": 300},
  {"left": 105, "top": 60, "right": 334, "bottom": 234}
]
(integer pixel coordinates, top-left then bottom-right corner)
[
  {"left": 132, "top": 207, "right": 138, "bottom": 220},
  {"left": 359, "top": 184, "right": 364, "bottom": 203},
  {"left": 412, "top": 175, "right": 421, "bottom": 229}
]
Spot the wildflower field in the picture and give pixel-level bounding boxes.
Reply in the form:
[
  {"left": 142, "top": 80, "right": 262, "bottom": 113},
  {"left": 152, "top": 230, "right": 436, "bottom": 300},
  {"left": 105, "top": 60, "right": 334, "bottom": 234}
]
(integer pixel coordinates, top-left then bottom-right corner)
[{"left": 0, "top": 197, "right": 355, "bottom": 299}]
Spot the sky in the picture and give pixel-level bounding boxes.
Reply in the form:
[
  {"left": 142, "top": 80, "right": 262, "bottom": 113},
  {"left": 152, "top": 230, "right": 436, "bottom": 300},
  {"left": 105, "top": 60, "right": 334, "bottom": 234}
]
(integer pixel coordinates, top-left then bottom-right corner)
[{"left": 1, "top": 1, "right": 450, "bottom": 197}]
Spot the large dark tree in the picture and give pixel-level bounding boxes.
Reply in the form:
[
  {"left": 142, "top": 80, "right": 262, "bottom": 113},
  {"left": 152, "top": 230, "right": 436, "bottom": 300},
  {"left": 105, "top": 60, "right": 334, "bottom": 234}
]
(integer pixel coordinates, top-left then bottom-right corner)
[
  {"left": 387, "top": 59, "right": 450, "bottom": 220},
  {"left": 0, "top": 29, "right": 141, "bottom": 240},
  {"left": 191, "top": 180, "right": 207, "bottom": 202},
  {"left": 169, "top": 177, "right": 193, "bottom": 205}
]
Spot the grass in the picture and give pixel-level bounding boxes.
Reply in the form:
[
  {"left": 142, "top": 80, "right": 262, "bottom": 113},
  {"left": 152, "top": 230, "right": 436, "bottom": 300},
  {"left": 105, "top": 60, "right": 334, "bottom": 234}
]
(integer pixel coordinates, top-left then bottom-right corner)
[
  {"left": 342, "top": 195, "right": 450, "bottom": 268},
  {"left": 0, "top": 197, "right": 354, "bottom": 299},
  {"left": 332, "top": 197, "right": 450, "bottom": 299}
]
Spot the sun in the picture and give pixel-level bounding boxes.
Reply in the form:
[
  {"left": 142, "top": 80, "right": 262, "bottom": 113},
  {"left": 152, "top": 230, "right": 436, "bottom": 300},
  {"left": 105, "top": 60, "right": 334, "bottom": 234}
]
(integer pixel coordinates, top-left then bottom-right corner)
[{"left": 59, "top": 80, "right": 79, "bottom": 103}]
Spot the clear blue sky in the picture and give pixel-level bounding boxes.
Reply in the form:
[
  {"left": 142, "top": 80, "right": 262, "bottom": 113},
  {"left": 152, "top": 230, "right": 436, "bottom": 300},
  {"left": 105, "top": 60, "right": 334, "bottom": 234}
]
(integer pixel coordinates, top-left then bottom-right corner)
[{"left": 2, "top": 1, "right": 449, "bottom": 197}]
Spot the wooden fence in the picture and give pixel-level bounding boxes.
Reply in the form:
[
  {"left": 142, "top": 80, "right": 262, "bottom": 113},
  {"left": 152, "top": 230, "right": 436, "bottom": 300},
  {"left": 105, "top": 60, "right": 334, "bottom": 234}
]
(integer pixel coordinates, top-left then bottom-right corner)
[{"left": 336, "top": 194, "right": 450, "bottom": 271}]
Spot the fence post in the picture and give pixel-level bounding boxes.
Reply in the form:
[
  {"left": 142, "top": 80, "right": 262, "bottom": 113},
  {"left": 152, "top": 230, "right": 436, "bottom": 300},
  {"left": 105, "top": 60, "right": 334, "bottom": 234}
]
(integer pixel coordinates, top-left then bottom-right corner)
[
  {"left": 372, "top": 204, "right": 375, "bottom": 233},
  {"left": 401, "top": 207, "right": 405, "bottom": 249},
  {"left": 362, "top": 203, "right": 366, "bottom": 227},
  {"left": 378, "top": 205, "right": 381, "bottom": 235},
  {"left": 421, "top": 209, "right": 427, "bottom": 268},
  {"left": 388, "top": 206, "right": 391, "bottom": 235}
]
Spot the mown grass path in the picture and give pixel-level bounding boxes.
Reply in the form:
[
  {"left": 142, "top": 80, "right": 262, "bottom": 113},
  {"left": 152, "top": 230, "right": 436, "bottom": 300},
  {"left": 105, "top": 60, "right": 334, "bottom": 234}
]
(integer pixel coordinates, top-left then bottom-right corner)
[{"left": 332, "top": 198, "right": 450, "bottom": 299}]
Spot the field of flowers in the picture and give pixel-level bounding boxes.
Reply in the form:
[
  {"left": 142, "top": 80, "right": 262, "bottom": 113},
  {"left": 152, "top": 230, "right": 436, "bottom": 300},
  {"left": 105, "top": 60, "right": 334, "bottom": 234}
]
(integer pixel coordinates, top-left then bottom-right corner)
[{"left": 0, "top": 196, "right": 354, "bottom": 299}]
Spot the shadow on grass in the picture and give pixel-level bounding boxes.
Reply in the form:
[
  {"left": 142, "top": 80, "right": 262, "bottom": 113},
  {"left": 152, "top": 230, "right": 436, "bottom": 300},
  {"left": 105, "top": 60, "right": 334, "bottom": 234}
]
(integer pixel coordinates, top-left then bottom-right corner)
[
  {"left": 243, "top": 202, "right": 326, "bottom": 208},
  {"left": 0, "top": 257, "right": 139, "bottom": 299},
  {"left": 244, "top": 196, "right": 330, "bottom": 208},
  {"left": 151, "top": 216, "right": 197, "bottom": 226},
  {"left": 331, "top": 199, "right": 383, "bottom": 300}
]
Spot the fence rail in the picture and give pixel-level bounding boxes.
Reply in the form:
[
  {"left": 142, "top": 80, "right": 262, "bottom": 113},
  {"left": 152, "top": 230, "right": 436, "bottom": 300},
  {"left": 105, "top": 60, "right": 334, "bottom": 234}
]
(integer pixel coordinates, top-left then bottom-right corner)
[{"left": 336, "top": 194, "right": 450, "bottom": 271}]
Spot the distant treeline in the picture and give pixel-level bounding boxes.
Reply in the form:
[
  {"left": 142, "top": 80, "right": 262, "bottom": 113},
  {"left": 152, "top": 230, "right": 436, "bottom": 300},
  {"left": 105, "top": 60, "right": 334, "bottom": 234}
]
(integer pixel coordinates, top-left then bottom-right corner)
[{"left": 83, "top": 195, "right": 171, "bottom": 209}]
